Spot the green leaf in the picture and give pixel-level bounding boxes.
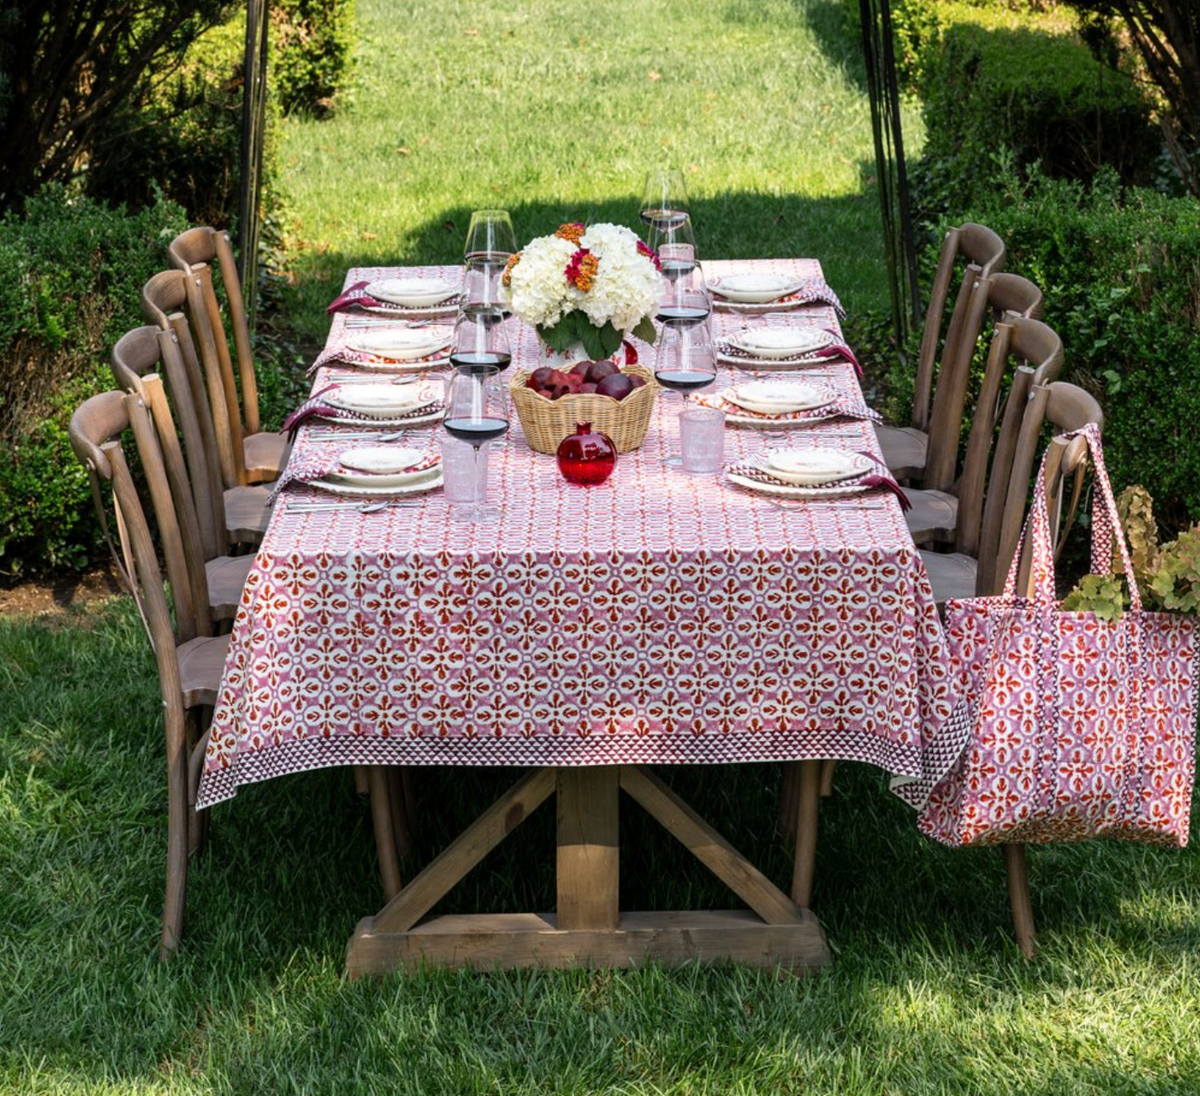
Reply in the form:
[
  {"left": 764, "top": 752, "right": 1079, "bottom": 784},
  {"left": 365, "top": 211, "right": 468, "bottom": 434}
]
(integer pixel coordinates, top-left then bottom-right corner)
[
  {"left": 577, "top": 315, "right": 605, "bottom": 360},
  {"left": 632, "top": 315, "right": 657, "bottom": 345},
  {"left": 596, "top": 322, "right": 623, "bottom": 358},
  {"left": 539, "top": 320, "right": 576, "bottom": 353}
]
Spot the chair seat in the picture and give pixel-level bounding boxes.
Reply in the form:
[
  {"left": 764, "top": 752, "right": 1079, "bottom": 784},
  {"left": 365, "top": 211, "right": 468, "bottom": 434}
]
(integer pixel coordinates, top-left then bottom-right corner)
[
  {"left": 919, "top": 550, "right": 978, "bottom": 605},
  {"left": 905, "top": 488, "right": 957, "bottom": 545},
  {"left": 243, "top": 431, "right": 290, "bottom": 484},
  {"left": 876, "top": 424, "right": 928, "bottom": 481},
  {"left": 176, "top": 633, "right": 232, "bottom": 708},
  {"left": 205, "top": 553, "right": 255, "bottom": 619},
  {"left": 225, "top": 485, "right": 273, "bottom": 544}
]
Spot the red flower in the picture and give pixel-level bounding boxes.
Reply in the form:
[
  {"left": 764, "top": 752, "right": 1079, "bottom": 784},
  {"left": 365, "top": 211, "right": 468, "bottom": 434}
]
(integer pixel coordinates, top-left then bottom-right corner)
[
  {"left": 565, "top": 248, "right": 599, "bottom": 291},
  {"left": 637, "top": 240, "right": 662, "bottom": 270}
]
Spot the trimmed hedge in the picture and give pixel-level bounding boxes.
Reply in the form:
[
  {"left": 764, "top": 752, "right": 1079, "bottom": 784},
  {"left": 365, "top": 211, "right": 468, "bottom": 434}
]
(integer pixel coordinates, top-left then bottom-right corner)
[
  {"left": 0, "top": 189, "right": 189, "bottom": 575},
  {"left": 913, "top": 7, "right": 1159, "bottom": 219},
  {"left": 272, "top": 0, "right": 357, "bottom": 116},
  {"left": 886, "top": 163, "right": 1200, "bottom": 533}
]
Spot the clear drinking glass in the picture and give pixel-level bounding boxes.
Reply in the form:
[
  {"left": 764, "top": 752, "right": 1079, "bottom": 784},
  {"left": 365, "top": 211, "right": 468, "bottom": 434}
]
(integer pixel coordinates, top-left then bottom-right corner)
[
  {"left": 439, "top": 434, "right": 485, "bottom": 506},
  {"left": 654, "top": 324, "right": 718, "bottom": 468},
  {"left": 442, "top": 366, "right": 509, "bottom": 522},
  {"left": 679, "top": 405, "right": 725, "bottom": 474}
]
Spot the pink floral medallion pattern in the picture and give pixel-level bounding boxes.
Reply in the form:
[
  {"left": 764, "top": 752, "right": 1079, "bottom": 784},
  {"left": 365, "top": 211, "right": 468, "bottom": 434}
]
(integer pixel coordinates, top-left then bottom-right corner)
[{"left": 197, "top": 260, "right": 957, "bottom": 809}]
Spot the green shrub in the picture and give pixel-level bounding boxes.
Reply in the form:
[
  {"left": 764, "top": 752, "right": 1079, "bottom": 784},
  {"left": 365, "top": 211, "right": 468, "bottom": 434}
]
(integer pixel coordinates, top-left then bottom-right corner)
[
  {"left": 911, "top": 4, "right": 1159, "bottom": 220},
  {"left": 898, "top": 162, "right": 1200, "bottom": 534},
  {"left": 0, "top": 188, "right": 189, "bottom": 576},
  {"left": 272, "top": 0, "right": 357, "bottom": 116}
]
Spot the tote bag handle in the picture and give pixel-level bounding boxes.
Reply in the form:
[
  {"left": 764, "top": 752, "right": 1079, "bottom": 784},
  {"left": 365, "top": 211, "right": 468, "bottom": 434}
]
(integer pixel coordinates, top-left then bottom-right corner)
[{"left": 1002, "top": 423, "right": 1144, "bottom": 611}]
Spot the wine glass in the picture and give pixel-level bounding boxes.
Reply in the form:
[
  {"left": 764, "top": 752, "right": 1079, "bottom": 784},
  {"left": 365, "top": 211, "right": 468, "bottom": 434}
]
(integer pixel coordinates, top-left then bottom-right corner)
[
  {"left": 639, "top": 168, "right": 690, "bottom": 242},
  {"left": 654, "top": 323, "right": 718, "bottom": 467},
  {"left": 449, "top": 306, "right": 512, "bottom": 372},
  {"left": 463, "top": 209, "right": 517, "bottom": 264},
  {"left": 656, "top": 261, "right": 712, "bottom": 332},
  {"left": 648, "top": 210, "right": 699, "bottom": 282},
  {"left": 463, "top": 210, "right": 517, "bottom": 318},
  {"left": 442, "top": 366, "right": 510, "bottom": 522}
]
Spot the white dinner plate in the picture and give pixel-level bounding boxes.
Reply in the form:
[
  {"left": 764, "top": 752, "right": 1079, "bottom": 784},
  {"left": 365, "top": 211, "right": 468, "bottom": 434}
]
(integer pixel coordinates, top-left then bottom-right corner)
[
  {"left": 346, "top": 327, "right": 452, "bottom": 360},
  {"left": 760, "top": 448, "right": 872, "bottom": 486},
  {"left": 326, "top": 447, "right": 441, "bottom": 487},
  {"left": 729, "top": 326, "right": 833, "bottom": 359},
  {"left": 724, "top": 381, "right": 833, "bottom": 416},
  {"left": 366, "top": 277, "right": 458, "bottom": 307},
  {"left": 709, "top": 273, "right": 803, "bottom": 304},
  {"left": 325, "top": 383, "right": 437, "bottom": 418},
  {"left": 310, "top": 469, "right": 445, "bottom": 498}
]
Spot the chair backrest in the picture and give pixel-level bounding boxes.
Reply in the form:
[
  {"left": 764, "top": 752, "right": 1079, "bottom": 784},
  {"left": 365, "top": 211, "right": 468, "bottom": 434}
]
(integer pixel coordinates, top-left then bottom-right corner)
[
  {"left": 976, "top": 379, "right": 1104, "bottom": 596},
  {"left": 952, "top": 313, "right": 1064, "bottom": 558},
  {"left": 68, "top": 392, "right": 214, "bottom": 686},
  {"left": 142, "top": 269, "right": 245, "bottom": 490},
  {"left": 169, "top": 226, "right": 260, "bottom": 437},
  {"left": 987, "top": 272, "right": 1043, "bottom": 323},
  {"left": 912, "top": 222, "right": 1006, "bottom": 434},
  {"left": 112, "top": 326, "right": 225, "bottom": 565}
]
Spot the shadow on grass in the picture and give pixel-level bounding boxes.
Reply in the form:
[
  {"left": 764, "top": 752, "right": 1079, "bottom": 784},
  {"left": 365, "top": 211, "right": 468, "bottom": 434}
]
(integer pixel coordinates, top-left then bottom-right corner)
[{"left": 277, "top": 188, "right": 891, "bottom": 349}]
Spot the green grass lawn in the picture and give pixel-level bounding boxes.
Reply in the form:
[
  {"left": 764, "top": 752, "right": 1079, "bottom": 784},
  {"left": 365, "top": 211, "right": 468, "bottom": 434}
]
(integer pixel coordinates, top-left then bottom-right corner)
[
  {"left": 5, "top": 1, "right": 1200, "bottom": 1093},
  {"left": 277, "top": 0, "right": 916, "bottom": 346}
]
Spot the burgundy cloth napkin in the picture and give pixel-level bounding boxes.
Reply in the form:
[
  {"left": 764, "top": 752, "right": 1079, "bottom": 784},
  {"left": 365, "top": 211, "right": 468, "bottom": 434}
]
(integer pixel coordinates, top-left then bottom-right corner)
[
  {"left": 281, "top": 385, "right": 443, "bottom": 440},
  {"left": 269, "top": 447, "right": 441, "bottom": 503},
  {"left": 326, "top": 280, "right": 387, "bottom": 314}
]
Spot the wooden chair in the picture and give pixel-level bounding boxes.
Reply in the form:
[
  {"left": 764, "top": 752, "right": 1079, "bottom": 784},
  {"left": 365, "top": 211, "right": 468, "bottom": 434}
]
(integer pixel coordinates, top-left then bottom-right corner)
[
  {"left": 168, "top": 226, "right": 289, "bottom": 485},
  {"left": 69, "top": 390, "right": 407, "bottom": 956},
  {"left": 111, "top": 326, "right": 253, "bottom": 620},
  {"left": 140, "top": 270, "right": 272, "bottom": 544},
  {"left": 904, "top": 311, "right": 1063, "bottom": 552},
  {"left": 920, "top": 377, "right": 1102, "bottom": 607},
  {"left": 878, "top": 222, "right": 1007, "bottom": 481}
]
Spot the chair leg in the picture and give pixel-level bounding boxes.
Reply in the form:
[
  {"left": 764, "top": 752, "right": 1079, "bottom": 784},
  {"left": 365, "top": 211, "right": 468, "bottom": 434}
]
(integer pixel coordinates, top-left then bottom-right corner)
[
  {"left": 186, "top": 711, "right": 209, "bottom": 855},
  {"left": 367, "top": 766, "right": 402, "bottom": 899},
  {"left": 777, "top": 762, "right": 799, "bottom": 839},
  {"left": 353, "top": 765, "right": 370, "bottom": 796},
  {"left": 162, "top": 706, "right": 190, "bottom": 959},
  {"left": 819, "top": 759, "right": 837, "bottom": 798},
  {"left": 1004, "top": 843, "right": 1037, "bottom": 959},
  {"left": 387, "top": 767, "right": 414, "bottom": 858}
]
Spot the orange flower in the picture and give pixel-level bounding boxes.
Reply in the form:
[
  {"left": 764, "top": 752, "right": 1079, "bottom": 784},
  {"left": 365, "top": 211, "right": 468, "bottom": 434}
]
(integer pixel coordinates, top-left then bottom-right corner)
[
  {"left": 502, "top": 252, "right": 521, "bottom": 287},
  {"left": 555, "top": 222, "right": 586, "bottom": 244}
]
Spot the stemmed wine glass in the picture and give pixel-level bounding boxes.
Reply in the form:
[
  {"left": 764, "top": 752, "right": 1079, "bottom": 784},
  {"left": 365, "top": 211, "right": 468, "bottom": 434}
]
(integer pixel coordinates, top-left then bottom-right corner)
[
  {"left": 648, "top": 210, "right": 699, "bottom": 283},
  {"left": 654, "top": 323, "right": 718, "bottom": 467},
  {"left": 639, "top": 168, "right": 690, "bottom": 243},
  {"left": 462, "top": 209, "right": 517, "bottom": 317},
  {"left": 656, "top": 261, "right": 712, "bottom": 331},
  {"left": 442, "top": 366, "right": 510, "bottom": 522},
  {"left": 449, "top": 306, "right": 512, "bottom": 372}
]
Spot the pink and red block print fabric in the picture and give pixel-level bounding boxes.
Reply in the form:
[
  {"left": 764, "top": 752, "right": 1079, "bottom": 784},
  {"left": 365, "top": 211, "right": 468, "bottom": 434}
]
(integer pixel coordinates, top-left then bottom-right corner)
[{"left": 197, "top": 260, "right": 957, "bottom": 809}]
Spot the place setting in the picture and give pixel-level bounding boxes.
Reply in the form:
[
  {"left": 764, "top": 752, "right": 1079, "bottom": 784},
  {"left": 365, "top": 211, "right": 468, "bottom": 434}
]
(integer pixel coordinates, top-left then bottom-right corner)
[
  {"left": 724, "top": 445, "right": 911, "bottom": 507},
  {"left": 717, "top": 322, "right": 863, "bottom": 376},
  {"left": 281, "top": 379, "right": 446, "bottom": 436},
  {"left": 693, "top": 378, "right": 880, "bottom": 429},
  {"left": 708, "top": 272, "right": 845, "bottom": 316},
  {"left": 308, "top": 323, "right": 454, "bottom": 374},
  {"left": 271, "top": 444, "right": 445, "bottom": 512},
  {"left": 326, "top": 274, "right": 462, "bottom": 318}
]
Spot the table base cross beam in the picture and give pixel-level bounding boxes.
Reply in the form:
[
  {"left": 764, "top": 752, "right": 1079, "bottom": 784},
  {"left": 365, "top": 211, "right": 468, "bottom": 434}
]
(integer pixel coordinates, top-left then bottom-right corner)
[{"left": 345, "top": 764, "right": 831, "bottom": 976}]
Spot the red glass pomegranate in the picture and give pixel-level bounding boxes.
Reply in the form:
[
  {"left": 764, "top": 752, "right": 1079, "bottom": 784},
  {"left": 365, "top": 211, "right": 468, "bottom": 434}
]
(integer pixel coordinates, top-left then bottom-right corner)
[{"left": 556, "top": 422, "right": 617, "bottom": 486}]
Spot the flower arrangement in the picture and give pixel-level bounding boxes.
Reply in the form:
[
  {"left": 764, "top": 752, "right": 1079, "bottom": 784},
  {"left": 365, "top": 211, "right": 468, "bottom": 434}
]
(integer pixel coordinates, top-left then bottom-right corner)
[{"left": 499, "top": 222, "right": 661, "bottom": 360}]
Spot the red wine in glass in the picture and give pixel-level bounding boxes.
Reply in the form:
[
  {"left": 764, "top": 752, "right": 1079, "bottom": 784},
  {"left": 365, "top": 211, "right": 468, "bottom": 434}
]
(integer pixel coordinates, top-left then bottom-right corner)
[
  {"left": 443, "top": 416, "right": 510, "bottom": 445},
  {"left": 656, "top": 305, "right": 711, "bottom": 327},
  {"left": 449, "top": 350, "right": 512, "bottom": 373},
  {"left": 654, "top": 369, "right": 715, "bottom": 393}
]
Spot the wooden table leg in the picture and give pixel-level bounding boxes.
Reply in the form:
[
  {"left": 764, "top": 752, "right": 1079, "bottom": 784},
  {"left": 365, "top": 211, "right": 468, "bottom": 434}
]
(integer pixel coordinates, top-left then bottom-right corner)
[
  {"left": 367, "top": 766, "right": 402, "bottom": 900},
  {"left": 791, "top": 760, "right": 821, "bottom": 909},
  {"left": 557, "top": 767, "right": 619, "bottom": 930}
]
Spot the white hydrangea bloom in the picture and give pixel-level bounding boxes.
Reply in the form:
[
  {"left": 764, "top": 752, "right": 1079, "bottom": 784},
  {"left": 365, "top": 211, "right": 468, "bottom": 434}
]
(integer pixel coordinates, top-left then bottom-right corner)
[{"left": 499, "top": 234, "right": 575, "bottom": 328}]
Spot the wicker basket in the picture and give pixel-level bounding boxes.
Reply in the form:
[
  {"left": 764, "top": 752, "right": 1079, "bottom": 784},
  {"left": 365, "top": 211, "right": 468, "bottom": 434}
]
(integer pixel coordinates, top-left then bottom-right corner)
[{"left": 510, "top": 364, "right": 659, "bottom": 454}]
